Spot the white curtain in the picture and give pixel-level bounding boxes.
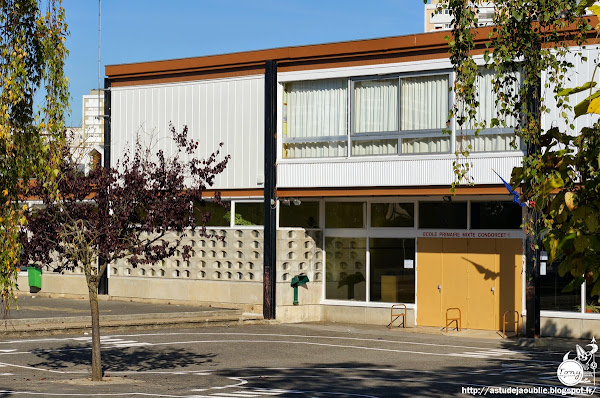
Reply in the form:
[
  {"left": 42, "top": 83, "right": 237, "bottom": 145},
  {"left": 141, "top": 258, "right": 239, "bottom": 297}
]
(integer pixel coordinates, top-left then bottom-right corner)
[
  {"left": 401, "top": 136, "right": 450, "bottom": 153},
  {"left": 456, "top": 133, "right": 521, "bottom": 152},
  {"left": 286, "top": 79, "right": 347, "bottom": 137},
  {"left": 284, "top": 79, "right": 347, "bottom": 158},
  {"left": 352, "top": 139, "right": 398, "bottom": 156},
  {"left": 284, "top": 142, "right": 348, "bottom": 159},
  {"left": 354, "top": 80, "right": 398, "bottom": 133},
  {"left": 401, "top": 75, "right": 448, "bottom": 130},
  {"left": 460, "top": 69, "right": 521, "bottom": 129}
]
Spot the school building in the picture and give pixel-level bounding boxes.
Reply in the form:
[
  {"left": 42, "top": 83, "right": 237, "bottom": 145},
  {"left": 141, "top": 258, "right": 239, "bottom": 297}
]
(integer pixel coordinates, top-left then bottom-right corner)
[{"left": 24, "top": 26, "right": 600, "bottom": 338}]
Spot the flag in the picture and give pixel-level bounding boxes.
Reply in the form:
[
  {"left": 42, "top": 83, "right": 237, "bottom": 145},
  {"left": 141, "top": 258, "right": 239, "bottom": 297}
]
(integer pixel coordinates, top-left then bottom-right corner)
[{"left": 492, "top": 169, "right": 525, "bottom": 207}]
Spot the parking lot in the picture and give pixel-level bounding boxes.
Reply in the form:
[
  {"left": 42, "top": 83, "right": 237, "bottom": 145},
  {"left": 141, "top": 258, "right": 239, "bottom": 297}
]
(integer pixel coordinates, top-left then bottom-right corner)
[{"left": 0, "top": 322, "right": 592, "bottom": 397}]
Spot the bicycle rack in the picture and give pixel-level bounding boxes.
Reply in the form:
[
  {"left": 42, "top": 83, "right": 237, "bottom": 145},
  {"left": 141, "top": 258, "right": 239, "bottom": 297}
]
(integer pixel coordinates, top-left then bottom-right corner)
[
  {"left": 502, "top": 310, "right": 520, "bottom": 339},
  {"left": 389, "top": 304, "right": 407, "bottom": 329},
  {"left": 445, "top": 307, "right": 461, "bottom": 332}
]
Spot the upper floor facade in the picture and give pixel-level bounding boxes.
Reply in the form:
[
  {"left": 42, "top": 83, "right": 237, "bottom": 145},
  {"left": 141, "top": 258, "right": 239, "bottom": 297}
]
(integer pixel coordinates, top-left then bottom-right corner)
[{"left": 105, "top": 28, "right": 600, "bottom": 193}]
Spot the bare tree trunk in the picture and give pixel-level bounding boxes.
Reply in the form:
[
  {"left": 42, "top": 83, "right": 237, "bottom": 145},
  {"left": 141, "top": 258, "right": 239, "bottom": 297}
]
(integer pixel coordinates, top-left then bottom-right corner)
[{"left": 87, "top": 281, "right": 102, "bottom": 381}]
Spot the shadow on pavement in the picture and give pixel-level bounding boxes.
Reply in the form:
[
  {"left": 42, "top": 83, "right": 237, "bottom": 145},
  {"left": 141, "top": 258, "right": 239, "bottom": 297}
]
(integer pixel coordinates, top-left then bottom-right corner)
[
  {"left": 211, "top": 343, "right": 572, "bottom": 397},
  {"left": 30, "top": 345, "right": 216, "bottom": 372}
]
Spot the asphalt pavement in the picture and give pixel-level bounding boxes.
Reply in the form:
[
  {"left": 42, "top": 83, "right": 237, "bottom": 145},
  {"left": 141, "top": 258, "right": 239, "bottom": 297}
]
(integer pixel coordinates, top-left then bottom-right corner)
[{"left": 0, "top": 323, "right": 595, "bottom": 397}]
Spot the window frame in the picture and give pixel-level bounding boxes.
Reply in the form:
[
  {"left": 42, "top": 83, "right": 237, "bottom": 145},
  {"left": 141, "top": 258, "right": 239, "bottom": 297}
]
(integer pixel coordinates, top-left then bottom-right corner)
[{"left": 349, "top": 71, "right": 453, "bottom": 156}]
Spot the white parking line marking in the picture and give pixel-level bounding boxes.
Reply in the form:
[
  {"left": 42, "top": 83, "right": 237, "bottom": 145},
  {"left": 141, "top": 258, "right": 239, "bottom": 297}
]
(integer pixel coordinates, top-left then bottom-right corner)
[{"left": 1, "top": 331, "right": 563, "bottom": 356}]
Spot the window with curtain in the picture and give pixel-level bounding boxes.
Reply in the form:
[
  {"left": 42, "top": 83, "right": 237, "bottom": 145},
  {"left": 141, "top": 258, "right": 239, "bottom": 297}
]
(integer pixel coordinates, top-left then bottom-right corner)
[
  {"left": 282, "top": 73, "right": 452, "bottom": 159},
  {"left": 283, "top": 79, "right": 348, "bottom": 158},
  {"left": 456, "top": 133, "right": 521, "bottom": 153},
  {"left": 401, "top": 136, "right": 450, "bottom": 154},
  {"left": 400, "top": 75, "right": 448, "bottom": 131},
  {"left": 455, "top": 69, "right": 523, "bottom": 153},
  {"left": 354, "top": 79, "right": 398, "bottom": 133}
]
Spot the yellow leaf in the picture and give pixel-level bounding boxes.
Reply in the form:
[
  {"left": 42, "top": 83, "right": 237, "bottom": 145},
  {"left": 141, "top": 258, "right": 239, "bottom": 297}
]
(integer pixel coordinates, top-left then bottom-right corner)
[
  {"left": 22, "top": 204, "right": 27, "bottom": 211},
  {"left": 19, "top": 216, "right": 27, "bottom": 225},
  {"left": 590, "top": 4, "right": 600, "bottom": 20},
  {"left": 1, "top": 189, "right": 7, "bottom": 196},
  {"left": 588, "top": 96, "right": 600, "bottom": 115},
  {"left": 565, "top": 191, "right": 577, "bottom": 211}
]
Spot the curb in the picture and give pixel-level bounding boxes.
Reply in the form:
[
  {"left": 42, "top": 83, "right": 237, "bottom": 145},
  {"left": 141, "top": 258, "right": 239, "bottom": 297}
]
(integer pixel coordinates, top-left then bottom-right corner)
[{"left": 0, "top": 312, "right": 275, "bottom": 338}]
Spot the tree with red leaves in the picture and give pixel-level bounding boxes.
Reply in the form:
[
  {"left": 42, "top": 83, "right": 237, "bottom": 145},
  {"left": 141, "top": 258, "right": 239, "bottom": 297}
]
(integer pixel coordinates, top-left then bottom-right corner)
[{"left": 20, "top": 124, "right": 229, "bottom": 381}]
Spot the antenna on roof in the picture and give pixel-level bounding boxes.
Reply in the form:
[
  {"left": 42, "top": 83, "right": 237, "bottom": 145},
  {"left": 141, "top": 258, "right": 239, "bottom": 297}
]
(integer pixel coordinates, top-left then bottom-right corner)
[{"left": 96, "top": 0, "right": 108, "bottom": 120}]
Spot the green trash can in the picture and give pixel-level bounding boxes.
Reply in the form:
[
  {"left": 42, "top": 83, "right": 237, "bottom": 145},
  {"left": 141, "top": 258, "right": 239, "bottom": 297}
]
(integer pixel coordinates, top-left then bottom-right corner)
[{"left": 27, "top": 266, "right": 42, "bottom": 292}]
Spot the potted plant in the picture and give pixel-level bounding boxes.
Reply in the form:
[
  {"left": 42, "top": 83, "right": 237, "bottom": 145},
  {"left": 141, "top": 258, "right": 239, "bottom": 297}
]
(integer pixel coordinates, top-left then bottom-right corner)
[{"left": 585, "top": 301, "right": 600, "bottom": 313}]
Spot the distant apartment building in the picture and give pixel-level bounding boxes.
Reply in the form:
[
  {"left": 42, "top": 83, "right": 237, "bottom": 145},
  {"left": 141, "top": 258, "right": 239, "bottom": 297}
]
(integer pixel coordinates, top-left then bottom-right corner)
[
  {"left": 424, "top": 0, "right": 495, "bottom": 32},
  {"left": 67, "top": 89, "right": 105, "bottom": 171},
  {"left": 82, "top": 89, "right": 105, "bottom": 141}
]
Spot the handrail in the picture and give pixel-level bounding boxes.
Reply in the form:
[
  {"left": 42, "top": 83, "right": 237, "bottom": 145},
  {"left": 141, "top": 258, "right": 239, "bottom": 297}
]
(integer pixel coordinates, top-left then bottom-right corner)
[
  {"left": 389, "top": 304, "right": 407, "bottom": 329},
  {"left": 502, "top": 310, "right": 520, "bottom": 339},
  {"left": 445, "top": 307, "right": 461, "bottom": 333}
]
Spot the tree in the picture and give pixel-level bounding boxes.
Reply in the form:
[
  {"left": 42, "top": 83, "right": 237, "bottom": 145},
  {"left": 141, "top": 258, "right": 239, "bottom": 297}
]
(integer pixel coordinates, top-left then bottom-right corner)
[
  {"left": 0, "top": 0, "right": 69, "bottom": 314},
  {"left": 438, "top": 0, "right": 598, "bottom": 336},
  {"left": 20, "top": 124, "right": 229, "bottom": 381}
]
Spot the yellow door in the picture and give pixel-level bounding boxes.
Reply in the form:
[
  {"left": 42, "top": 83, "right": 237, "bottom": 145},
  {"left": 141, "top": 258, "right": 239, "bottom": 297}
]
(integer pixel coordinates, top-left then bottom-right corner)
[
  {"left": 416, "top": 238, "right": 443, "bottom": 327},
  {"left": 442, "top": 239, "right": 469, "bottom": 327},
  {"left": 416, "top": 237, "right": 523, "bottom": 331},
  {"left": 466, "top": 239, "right": 498, "bottom": 330},
  {"left": 497, "top": 239, "right": 523, "bottom": 330}
]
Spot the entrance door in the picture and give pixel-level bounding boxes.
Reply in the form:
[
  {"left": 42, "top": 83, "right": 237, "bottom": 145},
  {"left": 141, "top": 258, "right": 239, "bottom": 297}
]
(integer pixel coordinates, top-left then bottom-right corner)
[
  {"left": 416, "top": 238, "right": 443, "bottom": 327},
  {"left": 466, "top": 239, "right": 498, "bottom": 330},
  {"left": 417, "top": 238, "right": 522, "bottom": 331}
]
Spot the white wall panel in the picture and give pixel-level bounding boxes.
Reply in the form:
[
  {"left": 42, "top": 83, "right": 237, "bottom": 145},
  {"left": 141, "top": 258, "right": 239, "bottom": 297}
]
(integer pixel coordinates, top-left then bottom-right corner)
[
  {"left": 277, "top": 154, "right": 523, "bottom": 188},
  {"left": 110, "top": 75, "right": 265, "bottom": 190},
  {"left": 543, "top": 45, "right": 600, "bottom": 134}
]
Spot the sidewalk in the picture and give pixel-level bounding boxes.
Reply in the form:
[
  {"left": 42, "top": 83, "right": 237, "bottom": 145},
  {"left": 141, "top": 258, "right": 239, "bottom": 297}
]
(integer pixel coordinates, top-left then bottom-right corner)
[
  {"left": 0, "top": 293, "right": 268, "bottom": 337},
  {"left": 0, "top": 294, "right": 591, "bottom": 352}
]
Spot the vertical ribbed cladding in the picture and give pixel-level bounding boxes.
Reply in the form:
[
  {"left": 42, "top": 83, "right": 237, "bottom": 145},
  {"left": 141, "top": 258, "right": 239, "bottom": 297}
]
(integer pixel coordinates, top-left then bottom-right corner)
[{"left": 263, "top": 60, "right": 277, "bottom": 319}]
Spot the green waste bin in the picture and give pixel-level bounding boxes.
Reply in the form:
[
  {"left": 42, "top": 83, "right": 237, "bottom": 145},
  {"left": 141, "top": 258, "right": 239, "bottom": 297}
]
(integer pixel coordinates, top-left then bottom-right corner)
[{"left": 27, "top": 266, "right": 42, "bottom": 290}]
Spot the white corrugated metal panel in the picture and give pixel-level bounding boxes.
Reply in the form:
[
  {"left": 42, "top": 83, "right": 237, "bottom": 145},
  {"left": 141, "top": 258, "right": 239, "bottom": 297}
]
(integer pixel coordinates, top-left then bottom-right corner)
[
  {"left": 277, "top": 154, "right": 523, "bottom": 188},
  {"left": 543, "top": 46, "right": 600, "bottom": 134},
  {"left": 110, "top": 76, "right": 265, "bottom": 190}
]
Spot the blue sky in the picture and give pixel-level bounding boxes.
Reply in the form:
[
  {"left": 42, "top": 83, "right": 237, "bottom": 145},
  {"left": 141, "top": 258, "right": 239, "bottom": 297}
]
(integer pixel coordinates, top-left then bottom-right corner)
[{"left": 63, "top": 1, "right": 425, "bottom": 126}]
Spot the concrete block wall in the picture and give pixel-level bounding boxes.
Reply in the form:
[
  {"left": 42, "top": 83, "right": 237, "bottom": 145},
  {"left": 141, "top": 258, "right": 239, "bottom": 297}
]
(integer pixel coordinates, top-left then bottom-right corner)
[
  {"left": 111, "top": 229, "right": 264, "bottom": 283},
  {"left": 18, "top": 226, "right": 367, "bottom": 325},
  {"left": 276, "top": 229, "right": 323, "bottom": 322}
]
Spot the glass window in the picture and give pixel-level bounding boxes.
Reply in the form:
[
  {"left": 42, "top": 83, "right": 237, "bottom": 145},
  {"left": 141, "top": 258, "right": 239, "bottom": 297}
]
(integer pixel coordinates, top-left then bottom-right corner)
[
  {"left": 233, "top": 202, "right": 263, "bottom": 226},
  {"left": 459, "top": 69, "right": 521, "bottom": 130},
  {"left": 456, "top": 133, "right": 522, "bottom": 153},
  {"left": 351, "top": 139, "right": 398, "bottom": 156},
  {"left": 370, "top": 203, "right": 414, "bottom": 228},
  {"left": 369, "top": 238, "right": 415, "bottom": 303},
  {"left": 325, "top": 237, "right": 366, "bottom": 301},
  {"left": 354, "top": 79, "right": 398, "bottom": 133},
  {"left": 540, "top": 261, "right": 581, "bottom": 312},
  {"left": 283, "top": 142, "right": 347, "bottom": 159},
  {"left": 279, "top": 201, "right": 319, "bottom": 228},
  {"left": 471, "top": 201, "right": 522, "bottom": 229},
  {"left": 418, "top": 202, "right": 467, "bottom": 229},
  {"left": 283, "top": 79, "right": 348, "bottom": 159},
  {"left": 401, "top": 136, "right": 450, "bottom": 154},
  {"left": 325, "top": 202, "right": 364, "bottom": 228},
  {"left": 400, "top": 75, "right": 448, "bottom": 131},
  {"left": 194, "top": 201, "right": 230, "bottom": 227}
]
